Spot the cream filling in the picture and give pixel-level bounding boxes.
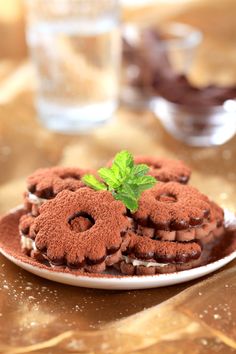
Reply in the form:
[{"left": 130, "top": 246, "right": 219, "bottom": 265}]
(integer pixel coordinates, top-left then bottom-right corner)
[
  {"left": 122, "top": 255, "right": 169, "bottom": 268},
  {"left": 20, "top": 234, "right": 37, "bottom": 251},
  {"left": 27, "top": 192, "right": 46, "bottom": 205},
  {"left": 21, "top": 235, "right": 170, "bottom": 269}
]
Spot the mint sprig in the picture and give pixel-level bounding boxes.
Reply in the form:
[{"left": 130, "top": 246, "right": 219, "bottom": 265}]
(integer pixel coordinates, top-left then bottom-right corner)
[{"left": 82, "top": 151, "right": 156, "bottom": 213}]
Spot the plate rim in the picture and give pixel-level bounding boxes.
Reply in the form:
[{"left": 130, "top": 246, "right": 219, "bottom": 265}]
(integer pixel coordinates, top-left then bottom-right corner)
[
  {"left": 0, "top": 207, "right": 236, "bottom": 289},
  {"left": 1, "top": 244, "right": 236, "bottom": 284}
]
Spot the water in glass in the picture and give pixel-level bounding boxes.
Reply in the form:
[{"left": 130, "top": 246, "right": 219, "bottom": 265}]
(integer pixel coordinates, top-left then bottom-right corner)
[{"left": 26, "top": 13, "right": 120, "bottom": 133}]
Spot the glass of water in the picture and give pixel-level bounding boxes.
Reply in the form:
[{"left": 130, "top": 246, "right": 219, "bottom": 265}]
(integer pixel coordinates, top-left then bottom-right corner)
[{"left": 25, "top": 0, "right": 121, "bottom": 133}]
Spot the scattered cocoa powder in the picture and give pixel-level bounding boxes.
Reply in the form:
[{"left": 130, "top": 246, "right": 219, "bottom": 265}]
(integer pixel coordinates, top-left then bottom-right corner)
[{"left": 0, "top": 208, "right": 236, "bottom": 278}]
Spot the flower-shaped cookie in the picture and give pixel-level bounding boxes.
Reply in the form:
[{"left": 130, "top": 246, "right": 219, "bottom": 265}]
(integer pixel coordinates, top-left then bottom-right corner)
[
  {"left": 134, "top": 182, "right": 211, "bottom": 230},
  {"left": 134, "top": 156, "right": 191, "bottom": 184},
  {"left": 27, "top": 167, "right": 93, "bottom": 198},
  {"left": 29, "top": 188, "right": 130, "bottom": 272},
  {"left": 124, "top": 232, "right": 202, "bottom": 263}
]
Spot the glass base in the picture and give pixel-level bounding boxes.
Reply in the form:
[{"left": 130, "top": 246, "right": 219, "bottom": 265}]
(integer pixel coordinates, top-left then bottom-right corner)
[
  {"left": 120, "top": 86, "right": 151, "bottom": 110},
  {"left": 37, "top": 98, "right": 117, "bottom": 134},
  {"left": 152, "top": 97, "right": 236, "bottom": 147}
]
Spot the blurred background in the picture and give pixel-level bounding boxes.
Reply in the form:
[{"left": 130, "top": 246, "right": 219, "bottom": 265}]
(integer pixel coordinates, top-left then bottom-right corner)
[
  {"left": 0, "top": 0, "right": 236, "bottom": 212},
  {"left": 0, "top": 0, "right": 236, "bottom": 83},
  {"left": 0, "top": 3, "right": 236, "bottom": 350}
]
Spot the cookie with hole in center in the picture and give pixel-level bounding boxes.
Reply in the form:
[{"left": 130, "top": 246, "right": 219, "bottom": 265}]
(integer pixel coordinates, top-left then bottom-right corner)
[
  {"left": 107, "top": 155, "right": 191, "bottom": 184},
  {"left": 117, "top": 182, "right": 225, "bottom": 275},
  {"left": 132, "top": 182, "right": 224, "bottom": 243},
  {"left": 24, "top": 166, "right": 94, "bottom": 215},
  {"left": 24, "top": 188, "right": 130, "bottom": 273},
  {"left": 134, "top": 156, "right": 191, "bottom": 184},
  {"left": 133, "top": 181, "right": 211, "bottom": 231}
]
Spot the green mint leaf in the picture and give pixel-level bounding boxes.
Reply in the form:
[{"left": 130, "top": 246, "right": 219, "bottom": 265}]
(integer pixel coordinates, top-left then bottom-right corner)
[
  {"left": 123, "top": 182, "right": 141, "bottom": 199},
  {"left": 83, "top": 151, "right": 157, "bottom": 213},
  {"left": 131, "top": 164, "right": 149, "bottom": 178},
  {"left": 117, "top": 183, "right": 138, "bottom": 200},
  {"left": 115, "top": 184, "right": 140, "bottom": 212},
  {"left": 114, "top": 191, "right": 138, "bottom": 213},
  {"left": 134, "top": 175, "right": 157, "bottom": 193},
  {"left": 82, "top": 174, "right": 107, "bottom": 191},
  {"left": 98, "top": 167, "right": 121, "bottom": 189},
  {"left": 112, "top": 150, "right": 134, "bottom": 179},
  {"left": 116, "top": 194, "right": 138, "bottom": 213},
  {"left": 110, "top": 163, "right": 122, "bottom": 181}
]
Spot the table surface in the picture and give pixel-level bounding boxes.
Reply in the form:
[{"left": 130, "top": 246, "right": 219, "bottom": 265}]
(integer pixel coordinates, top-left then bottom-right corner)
[{"left": 0, "top": 1, "right": 236, "bottom": 353}]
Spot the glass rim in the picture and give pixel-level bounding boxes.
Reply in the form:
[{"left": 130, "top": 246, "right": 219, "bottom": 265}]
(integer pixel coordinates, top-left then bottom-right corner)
[
  {"left": 158, "top": 22, "right": 203, "bottom": 49},
  {"left": 24, "top": 0, "right": 120, "bottom": 15},
  {"left": 122, "top": 22, "right": 202, "bottom": 51}
]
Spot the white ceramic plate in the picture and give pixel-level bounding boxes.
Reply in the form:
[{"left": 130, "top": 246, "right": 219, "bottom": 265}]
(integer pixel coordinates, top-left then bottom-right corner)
[
  {"left": 0, "top": 246, "right": 236, "bottom": 290},
  {"left": 0, "top": 208, "right": 235, "bottom": 290}
]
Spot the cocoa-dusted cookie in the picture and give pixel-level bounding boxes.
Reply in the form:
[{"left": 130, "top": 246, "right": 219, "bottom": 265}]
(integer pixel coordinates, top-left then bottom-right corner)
[
  {"left": 134, "top": 156, "right": 191, "bottom": 184},
  {"left": 117, "top": 183, "right": 225, "bottom": 275},
  {"left": 19, "top": 214, "right": 36, "bottom": 255},
  {"left": 19, "top": 213, "right": 35, "bottom": 237},
  {"left": 24, "top": 167, "right": 93, "bottom": 215},
  {"left": 196, "top": 201, "right": 225, "bottom": 245},
  {"left": 117, "top": 232, "right": 202, "bottom": 275},
  {"left": 118, "top": 202, "right": 225, "bottom": 276},
  {"left": 23, "top": 188, "right": 130, "bottom": 273},
  {"left": 210, "top": 201, "right": 224, "bottom": 227},
  {"left": 107, "top": 155, "right": 191, "bottom": 184},
  {"left": 133, "top": 181, "right": 211, "bottom": 231},
  {"left": 132, "top": 182, "right": 225, "bottom": 243},
  {"left": 133, "top": 201, "right": 224, "bottom": 244}
]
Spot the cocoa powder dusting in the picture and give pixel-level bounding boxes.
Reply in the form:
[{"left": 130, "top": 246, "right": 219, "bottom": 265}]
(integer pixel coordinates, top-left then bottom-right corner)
[
  {"left": 27, "top": 167, "right": 95, "bottom": 198},
  {"left": 134, "top": 182, "right": 211, "bottom": 230},
  {"left": 134, "top": 156, "right": 191, "bottom": 184},
  {"left": 126, "top": 232, "right": 201, "bottom": 263},
  {"left": 0, "top": 208, "right": 235, "bottom": 278},
  {"left": 29, "top": 188, "right": 130, "bottom": 268}
]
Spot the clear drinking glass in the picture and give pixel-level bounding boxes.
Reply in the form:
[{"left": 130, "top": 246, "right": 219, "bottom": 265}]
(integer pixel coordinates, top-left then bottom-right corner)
[{"left": 25, "top": 0, "right": 121, "bottom": 133}]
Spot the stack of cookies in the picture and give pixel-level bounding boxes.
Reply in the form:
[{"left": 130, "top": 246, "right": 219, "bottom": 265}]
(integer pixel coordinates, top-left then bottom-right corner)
[{"left": 19, "top": 156, "right": 224, "bottom": 275}]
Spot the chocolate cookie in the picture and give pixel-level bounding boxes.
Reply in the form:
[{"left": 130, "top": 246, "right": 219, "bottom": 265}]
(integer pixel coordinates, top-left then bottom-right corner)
[
  {"left": 19, "top": 214, "right": 37, "bottom": 255},
  {"left": 117, "top": 183, "right": 225, "bottom": 275},
  {"left": 133, "top": 156, "right": 191, "bottom": 184},
  {"left": 118, "top": 254, "right": 209, "bottom": 275},
  {"left": 118, "top": 214, "right": 225, "bottom": 275},
  {"left": 195, "top": 201, "right": 225, "bottom": 245},
  {"left": 143, "top": 199, "right": 224, "bottom": 244},
  {"left": 24, "top": 167, "right": 93, "bottom": 215},
  {"left": 107, "top": 155, "right": 191, "bottom": 184},
  {"left": 19, "top": 213, "right": 35, "bottom": 237},
  {"left": 133, "top": 182, "right": 211, "bottom": 231},
  {"left": 117, "top": 232, "right": 202, "bottom": 275},
  {"left": 22, "top": 188, "right": 130, "bottom": 273},
  {"left": 132, "top": 183, "right": 225, "bottom": 242}
]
